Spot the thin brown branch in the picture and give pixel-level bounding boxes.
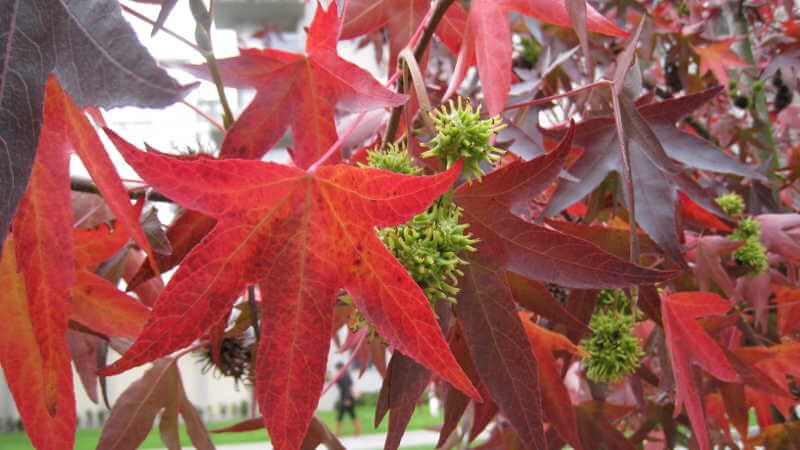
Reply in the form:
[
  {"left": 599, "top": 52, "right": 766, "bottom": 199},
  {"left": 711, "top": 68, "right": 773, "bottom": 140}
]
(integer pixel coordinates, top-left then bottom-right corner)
[
  {"left": 383, "top": 0, "right": 457, "bottom": 145},
  {"left": 71, "top": 177, "right": 173, "bottom": 204}
]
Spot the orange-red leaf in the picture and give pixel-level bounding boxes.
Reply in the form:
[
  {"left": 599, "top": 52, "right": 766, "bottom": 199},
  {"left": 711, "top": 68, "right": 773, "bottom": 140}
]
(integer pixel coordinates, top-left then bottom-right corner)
[
  {"left": 661, "top": 292, "right": 739, "bottom": 450},
  {"left": 102, "top": 130, "right": 478, "bottom": 450},
  {"left": 70, "top": 271, "right": 150, "bottom": 340},
  {"left": 73, "top": 221, "right": 131, "bottom": 271},
  {"left": 692, "top": 38, "right": 749, "bottom": 87},
  {"left": 0, "top": 240, "right": 76, "bottom": 450},
  {"left": 519, "top": 312, "right": 584, "bottom": 450},
  {"left": 12, "top": 78, "right": 76, "bottom": 417}
]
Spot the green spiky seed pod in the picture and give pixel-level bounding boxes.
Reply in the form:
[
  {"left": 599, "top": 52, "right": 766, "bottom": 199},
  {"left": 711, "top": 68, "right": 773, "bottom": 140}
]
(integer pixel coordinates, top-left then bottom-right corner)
[
  {"left": 421, "top": 97, "right": 506, "bottom": 181},
  {"left": 731, "top": 216, "right": 760, "bottom": 240},
  {"left": 365, "top": 142, "right": 422, "bottom": 175},
  {"left": 580, "top": 289, "right": 644, "bottom": 383},
  {"left": 362, "top": 144, "right": 477, "bottom": 307},
  {"left": 520, "top": 37, "right": 542, "bottom": 66},
  {"left": 730, "top": 217, "right": 768, "bottom": 274},
  {"left": 379, "top": 201, "right": 478, "bottom": 305},
  {"left": 715, "top": 192, "right": 745, "bottom": 216},
  {"left": 733, "top": 239, "right": 769, "bottom": 274}
]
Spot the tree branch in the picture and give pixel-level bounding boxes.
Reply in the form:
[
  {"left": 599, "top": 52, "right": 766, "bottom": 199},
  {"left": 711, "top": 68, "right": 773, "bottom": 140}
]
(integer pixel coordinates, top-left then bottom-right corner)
[
  {"left": 383, "top": 0, "right": 457, "bottom": 145},
  {"left": 71, "top": 177, "right": 173, "bottom": 204}
]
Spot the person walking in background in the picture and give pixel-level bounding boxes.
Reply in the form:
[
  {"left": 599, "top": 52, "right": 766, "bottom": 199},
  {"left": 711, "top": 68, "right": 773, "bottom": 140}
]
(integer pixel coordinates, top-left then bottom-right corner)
[{"left": 334, "top": 362, "right": 362, "bottom": 436}]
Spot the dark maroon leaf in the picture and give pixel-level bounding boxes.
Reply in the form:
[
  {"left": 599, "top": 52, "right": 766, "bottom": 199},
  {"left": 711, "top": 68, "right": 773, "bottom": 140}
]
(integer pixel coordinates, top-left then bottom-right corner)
[
  {"left": 301, "top": 417, "right": 345, "bottom": 450},
  {"left": 97, "top": 358, "right": 180, "bottom": 450},
  {"left": 542, "top": 88, "right": 764, "bottom": 263},
  {"left": 130, "top": 0, "right": 180, "bottom": 35},
  {"left": 66, "top": 330, "right": 104, "bottom": 404},
  {"left": 375, "top": 351, "right": 432, "bottom": 450},
  {"left": 469, "top": 399, "right": 499, "bottom": 442},
  {"left": 456, "top": 261, "right": 546, "bottom": 450},
  {"left": 455, "top": 125, "right": 674, "bottom": 288},
  {"left": 563, "top": 289, "right": 598, "bottom": 344},
  {"left": 575, "top": 402, "right": 637, "bottom": 450},
  {"left": 506, "top": 272, "right": 589, "bottom": 335},
  {"left": 448, "top": 124, "right": 671, "bottom": 450},
  {"left": 437, "top": 325, "right": 483, "bottom": 448}
]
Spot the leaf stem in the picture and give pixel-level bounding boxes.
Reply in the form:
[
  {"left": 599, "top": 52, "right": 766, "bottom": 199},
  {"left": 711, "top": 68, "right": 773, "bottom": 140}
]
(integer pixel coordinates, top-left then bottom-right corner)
[
  {"left": 204, "top": 52, "right": 236, "bottom": 130},
  {"left": 504, "top": 80, "right": 613, "bottom": 112},
  {"left": 383, "top": 0, "right": 457, "bottom": 144},
  {"left": 180, "top": 100, "right": 225, "bottom": 132},
  {"left": 611, "top": 94, "right": 641, "bottom": 268}
]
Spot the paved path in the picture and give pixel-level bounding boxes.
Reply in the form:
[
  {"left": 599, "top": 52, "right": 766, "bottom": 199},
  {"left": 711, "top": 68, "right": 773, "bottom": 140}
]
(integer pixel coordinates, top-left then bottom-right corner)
[{"left": 213, "top": 430, "right": 439, "bottom": 450}]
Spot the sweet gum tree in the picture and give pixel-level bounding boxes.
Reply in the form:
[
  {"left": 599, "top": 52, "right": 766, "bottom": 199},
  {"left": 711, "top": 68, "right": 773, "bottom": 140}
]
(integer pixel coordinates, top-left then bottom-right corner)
[{"left": 2, "top": 0, "right": 800, "bottom": 449}]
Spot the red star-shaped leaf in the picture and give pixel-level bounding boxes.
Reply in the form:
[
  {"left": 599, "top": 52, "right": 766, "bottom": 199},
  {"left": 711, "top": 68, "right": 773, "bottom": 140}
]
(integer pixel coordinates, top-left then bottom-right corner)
[
  {"left": 101, "top": 130, "right": 480, "bottom": 450},
  {"left": 184, "top": 3, "right": 406, "bottom": 166}
]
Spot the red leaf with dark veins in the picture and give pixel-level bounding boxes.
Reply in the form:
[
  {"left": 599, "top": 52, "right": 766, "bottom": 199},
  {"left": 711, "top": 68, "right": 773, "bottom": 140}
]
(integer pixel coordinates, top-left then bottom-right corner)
[
  {"left": 12, "top": 79, "right": 77, "bottom": 420},
  {"left": 661, "top": 292, "right": 739, "bottom": 450},
  {"left": 451, "top": 0, "right": 626, "bottom": 115},
  {"left": 101, "top": 130, "right": 479, "bottom": 450},
  {"left": 375, "top": 351, "right": 432, "bottom": 450},
  {"left": 183, "top": 3, "right": 406, "bottom": 167},
  {"left": 341, "top": 0, "right": 465, "bottom": 72},
  {"left": 519, "top": 312, "right": 585, "bottom": 450}
]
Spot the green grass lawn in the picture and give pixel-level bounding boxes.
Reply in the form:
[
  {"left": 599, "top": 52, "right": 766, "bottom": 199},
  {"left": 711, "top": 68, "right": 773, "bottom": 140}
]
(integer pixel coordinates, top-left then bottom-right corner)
[{"left": 0, "top": 401, "right": 442, "bottom": 450}]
